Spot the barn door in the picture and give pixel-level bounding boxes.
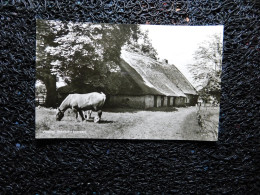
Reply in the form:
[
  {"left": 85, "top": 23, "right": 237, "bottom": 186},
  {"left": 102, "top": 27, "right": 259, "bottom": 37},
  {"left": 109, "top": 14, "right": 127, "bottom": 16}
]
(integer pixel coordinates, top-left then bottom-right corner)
[
  {"left": 154, "top": 95, "right": 157, "bottom": 107},
  {"left": 167, "top": 97, "right": 170, "bottom": 106}
]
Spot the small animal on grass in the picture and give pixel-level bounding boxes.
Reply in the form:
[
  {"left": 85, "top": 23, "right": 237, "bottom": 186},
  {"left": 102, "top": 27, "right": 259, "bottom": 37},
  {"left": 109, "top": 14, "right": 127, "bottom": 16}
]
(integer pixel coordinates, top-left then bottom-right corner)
[{"left": 56, "top": 92, "right": 106, "bottom": 122}]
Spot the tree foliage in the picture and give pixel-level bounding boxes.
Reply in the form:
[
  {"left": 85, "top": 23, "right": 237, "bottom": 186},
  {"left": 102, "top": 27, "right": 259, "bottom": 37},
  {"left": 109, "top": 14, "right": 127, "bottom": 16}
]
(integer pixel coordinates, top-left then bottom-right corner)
[
  {"left": 188, "top": 34, "right": 223, "bottom": 101},
  {"left": 124, "top": 29, "right": 158, "bottom": 60},
  {"left": 37, "top": 20, "right": 138, "bottom": 89}
]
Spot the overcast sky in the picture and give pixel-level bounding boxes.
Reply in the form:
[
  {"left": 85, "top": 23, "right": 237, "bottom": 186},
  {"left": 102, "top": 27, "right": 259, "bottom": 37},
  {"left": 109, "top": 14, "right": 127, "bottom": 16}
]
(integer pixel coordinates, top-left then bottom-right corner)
[{"left": 140, "top": 25, "right": 224, "bottom": 84}]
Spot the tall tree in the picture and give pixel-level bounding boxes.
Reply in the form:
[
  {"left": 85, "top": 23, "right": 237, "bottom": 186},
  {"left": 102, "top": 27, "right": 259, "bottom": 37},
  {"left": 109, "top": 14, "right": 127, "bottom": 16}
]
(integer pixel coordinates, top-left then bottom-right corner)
[
  {"left": 36, "top": 20, "right": 62, "bottom": 107},
  {"left": 188, "top": 34, "right": 223, "bottom": 101},
  {"left": 36, "top": 20, "right": 139, "bottom": 105}
]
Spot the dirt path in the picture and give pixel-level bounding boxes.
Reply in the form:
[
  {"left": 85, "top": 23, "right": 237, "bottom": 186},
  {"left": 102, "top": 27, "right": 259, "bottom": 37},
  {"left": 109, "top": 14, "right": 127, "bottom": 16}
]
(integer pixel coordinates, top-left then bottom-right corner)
[
  {"left": 116, "top": 107, "right": 200, "bottom": 140},
  {"left": 36, "top": 106, "right": 207, "bottom": 140}
]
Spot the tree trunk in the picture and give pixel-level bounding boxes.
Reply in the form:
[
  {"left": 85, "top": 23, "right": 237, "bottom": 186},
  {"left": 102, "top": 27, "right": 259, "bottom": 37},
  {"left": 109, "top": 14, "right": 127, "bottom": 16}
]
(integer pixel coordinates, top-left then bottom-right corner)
[{"left": 43, "top": 74, "right": 57, "bottom": 108}]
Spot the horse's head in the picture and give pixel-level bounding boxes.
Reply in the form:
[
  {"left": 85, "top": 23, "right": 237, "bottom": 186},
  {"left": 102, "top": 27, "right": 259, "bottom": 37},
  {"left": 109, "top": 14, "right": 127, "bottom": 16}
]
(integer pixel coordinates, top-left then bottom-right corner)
[
  {"left": 94, "top": 116, "right": 100, "bottom": 123},
  {"left": 56, "top": 108, "right": 64, "bottom": 121}
]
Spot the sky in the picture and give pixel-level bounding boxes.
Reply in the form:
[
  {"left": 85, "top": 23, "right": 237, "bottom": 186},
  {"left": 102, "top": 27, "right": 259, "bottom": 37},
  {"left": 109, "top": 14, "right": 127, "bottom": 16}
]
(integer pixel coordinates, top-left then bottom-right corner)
[{"left": 140, "top": 25, "right": 224, "bottom": 85}]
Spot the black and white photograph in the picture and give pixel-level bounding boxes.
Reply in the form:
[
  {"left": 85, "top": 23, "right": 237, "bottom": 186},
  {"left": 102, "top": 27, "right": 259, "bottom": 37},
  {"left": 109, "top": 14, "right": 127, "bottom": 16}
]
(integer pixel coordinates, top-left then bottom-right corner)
[{"left": 36, "top": 20, "right": 223, "bottom": 140}]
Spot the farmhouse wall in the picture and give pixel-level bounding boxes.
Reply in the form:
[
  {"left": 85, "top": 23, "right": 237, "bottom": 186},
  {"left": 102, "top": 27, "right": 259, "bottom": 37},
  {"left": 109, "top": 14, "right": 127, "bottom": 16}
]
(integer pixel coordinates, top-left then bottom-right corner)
[
  {"left": 156, "top": 96, "right": 162, "bottom": 107},
  {"left": 160, "top": 96, "right": 166, "bottom": 107},
  {"left": 163, "top": 96, "right": 167, "bottom": 107},
  {"left": 144, "top": 95, "right": 154, "bottom": 109},
  {"left": 169, "top": 97, "right": 174, "bottom": 106},
  {"left": 175, "top": 97, "right": 186, "bottom": 107},
  {"left": 109, "top": 95, "right": 146, "bottom": 109},
  {"left": 186, "top": 95, "right": 191, "bottom": 104}
]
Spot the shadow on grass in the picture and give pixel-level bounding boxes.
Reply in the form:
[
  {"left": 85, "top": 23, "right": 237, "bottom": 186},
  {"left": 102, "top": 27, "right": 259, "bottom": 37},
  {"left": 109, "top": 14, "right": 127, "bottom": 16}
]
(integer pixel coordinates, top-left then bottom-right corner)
[
  {"left": 103, "top": 108, "right": 138, "bottom": 113},
  {"left": 103, "top": 107, "right": 178, "bottom": 113},
  {"left": 146, "top": 107, "right": 178, "bottom": 112},
  {"left": 99, "top": 120, "right": 114, "bottom": 124},
  {"left": 85, "top": 118, "right": 114, "bottom": 124}
]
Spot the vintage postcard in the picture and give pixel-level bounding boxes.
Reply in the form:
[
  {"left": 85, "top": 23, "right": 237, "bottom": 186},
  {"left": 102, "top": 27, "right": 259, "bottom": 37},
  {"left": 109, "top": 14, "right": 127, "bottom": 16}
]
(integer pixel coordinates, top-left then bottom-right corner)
[{"left": 36, "top": 20, "right": 223, "bottom": 140}]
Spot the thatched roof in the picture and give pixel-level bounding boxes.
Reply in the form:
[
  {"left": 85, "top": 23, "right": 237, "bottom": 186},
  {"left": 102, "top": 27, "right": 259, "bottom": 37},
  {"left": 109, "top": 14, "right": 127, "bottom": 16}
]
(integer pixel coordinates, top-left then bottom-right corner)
[
  {"left": 159, "top": 63, "right": 198, "bottom": 95},
  {"left": 57, "top": 61, "right": 163, "bottom": 96},
  {"left": 57, "top": 50, "right": 197, "bottom": 97},
  {"left": 118, "top": 59, "right": 164, "bottom": 95},
  {"left": 121, "top": 50, "right": 188, "bottom": 97}
]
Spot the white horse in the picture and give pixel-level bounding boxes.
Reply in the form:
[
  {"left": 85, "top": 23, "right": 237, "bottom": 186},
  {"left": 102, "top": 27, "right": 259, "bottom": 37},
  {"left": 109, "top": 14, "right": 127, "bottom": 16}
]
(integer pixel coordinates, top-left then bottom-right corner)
[
  {"left": 85, "top": 110, "right": 92, "bottom": 120},
  {"left": 56, "top": 92, "right": 106, "bottom": 123}
]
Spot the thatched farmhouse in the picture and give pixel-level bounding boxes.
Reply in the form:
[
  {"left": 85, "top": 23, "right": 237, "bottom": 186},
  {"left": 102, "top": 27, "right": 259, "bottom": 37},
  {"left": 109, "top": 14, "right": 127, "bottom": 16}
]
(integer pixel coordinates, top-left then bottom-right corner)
[
  {"left": 57, "top": 50, "right": 198, "bottom": 109},
  {"left": 106, "top": 50, "right": 198, "bottom": 109},
  {"left": 159, "top": 60, "right": 199, "bottom": 106}
]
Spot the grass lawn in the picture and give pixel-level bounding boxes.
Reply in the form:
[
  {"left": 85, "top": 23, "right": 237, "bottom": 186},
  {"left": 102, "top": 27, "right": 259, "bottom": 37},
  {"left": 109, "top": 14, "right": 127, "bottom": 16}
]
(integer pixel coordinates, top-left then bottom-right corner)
[
  {"left": 197, "top": 106, "right": 220, "bottom": 140},
  {"left": 36, "top": 106, "right": 217, "bottom": 141}
]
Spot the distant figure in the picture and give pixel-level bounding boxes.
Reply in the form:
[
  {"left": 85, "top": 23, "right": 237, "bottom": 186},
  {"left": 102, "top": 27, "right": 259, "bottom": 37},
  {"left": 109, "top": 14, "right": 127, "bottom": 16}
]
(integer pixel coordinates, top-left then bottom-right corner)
[
  {"left": 56, "top": 92, "right": 106, "bottom": 123},
  {"left": 198, "top": 97, "right": 203, "bottom": 107}
]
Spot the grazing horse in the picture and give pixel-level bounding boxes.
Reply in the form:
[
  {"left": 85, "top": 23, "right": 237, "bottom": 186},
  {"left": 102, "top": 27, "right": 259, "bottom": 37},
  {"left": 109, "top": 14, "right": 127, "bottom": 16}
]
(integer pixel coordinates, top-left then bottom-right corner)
[
  {"left": 56, "top": 92, "right": 106, "bottom": 122},
  {"left": 85, "top": 110, "right": 93, "bottom": 120}
]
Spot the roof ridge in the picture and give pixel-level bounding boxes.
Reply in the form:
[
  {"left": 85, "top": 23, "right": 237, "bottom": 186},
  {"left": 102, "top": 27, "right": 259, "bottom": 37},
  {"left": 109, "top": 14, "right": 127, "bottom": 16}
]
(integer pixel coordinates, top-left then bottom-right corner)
[{"left": 121, "top": 49, "right": 187, "bottom": 97}]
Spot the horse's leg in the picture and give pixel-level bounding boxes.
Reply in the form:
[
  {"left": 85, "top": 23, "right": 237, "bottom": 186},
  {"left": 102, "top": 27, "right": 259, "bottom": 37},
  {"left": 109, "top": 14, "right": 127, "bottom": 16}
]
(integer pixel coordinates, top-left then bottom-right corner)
[
  {"left": 72, "top": 107, "right": 79, "bottom": 122},
  {"left": 97, "top": 110, "right": 102, "bottom": 119},
  {"left": 84, "top": 111, "right": 88, "bottom": 119},
  {"left": 93, "top": 106, "right": 101, "bottom": 118},
  {"left": 85, "top": 110, "right": 92, "bottom": 120},
  {"left": 89, "top": 110, "right": 92, "bottom": 119},
  {"left": 78, "top": 110, "right": 85, "bottom": 122}
]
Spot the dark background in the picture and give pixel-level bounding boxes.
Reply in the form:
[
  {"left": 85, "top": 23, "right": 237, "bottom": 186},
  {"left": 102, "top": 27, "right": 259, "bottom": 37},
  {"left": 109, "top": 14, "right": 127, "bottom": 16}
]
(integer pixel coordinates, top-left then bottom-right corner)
[{"left": 0, "top": 0, "right": 259, "bottom": 194}]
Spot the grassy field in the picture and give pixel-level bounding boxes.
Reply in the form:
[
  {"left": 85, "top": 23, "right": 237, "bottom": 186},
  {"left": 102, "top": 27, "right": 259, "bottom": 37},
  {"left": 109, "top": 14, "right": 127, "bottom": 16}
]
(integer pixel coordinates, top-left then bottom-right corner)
[
  {"left": 196, "top": 105, "right": 220, "bottom": 140},
  {"left": 36, "top": 106, "right": 217, "bottom": 141}
]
